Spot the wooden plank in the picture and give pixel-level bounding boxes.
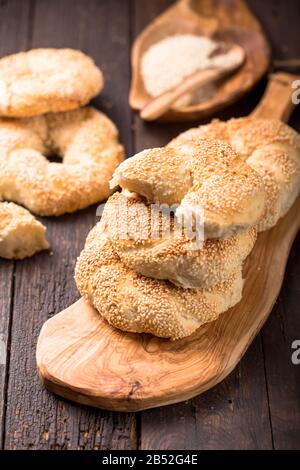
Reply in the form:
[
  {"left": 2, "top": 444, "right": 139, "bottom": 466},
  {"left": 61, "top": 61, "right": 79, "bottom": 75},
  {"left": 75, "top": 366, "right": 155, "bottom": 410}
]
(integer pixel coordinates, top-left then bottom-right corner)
[
  {"left": 0, "top": 0, "right": 32, "bottom": 56},
  {"left": 248, "top": 0, "right": 300, "bottom": 450},
  {"left": 141, "top": 338, "right": 272, "bottom": 450},
  {"left": 248, "top": 0, "right": 300, "bottom": 62},
  {"left": 262, "top": 235, "right": 300, "bottom": 450},
  {"left": 191, "top": 336, "right": 272, "bottom": 449},
  {"left": 134, "top": 0, "right": 272, "bottom": 450},
  {"left": 0, "top": 260, "right": 13, "bottom": 449},
  {"left": 0, "top": 0, "right": 33, "bottom": 449},
  {"left": 3, "top": 0, "right": 136, "bottom": 450}
]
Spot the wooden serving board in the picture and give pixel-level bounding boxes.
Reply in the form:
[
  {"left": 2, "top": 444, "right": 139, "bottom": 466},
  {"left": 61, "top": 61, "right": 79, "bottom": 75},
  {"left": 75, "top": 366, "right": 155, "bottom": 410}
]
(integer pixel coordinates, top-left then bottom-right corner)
[
  {"left": 36, "top": 73, "right": 300, "bottom": 411},
  {"left": 37, "top": 197, "right": 300, "bottom": 412}
]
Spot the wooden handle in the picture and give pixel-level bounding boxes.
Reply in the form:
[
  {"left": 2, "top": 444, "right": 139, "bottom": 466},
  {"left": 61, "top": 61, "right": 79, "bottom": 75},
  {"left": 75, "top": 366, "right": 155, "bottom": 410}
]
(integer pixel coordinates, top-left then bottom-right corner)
[{"left": 251, "top": 72, "right": 300, "bottom": 123}]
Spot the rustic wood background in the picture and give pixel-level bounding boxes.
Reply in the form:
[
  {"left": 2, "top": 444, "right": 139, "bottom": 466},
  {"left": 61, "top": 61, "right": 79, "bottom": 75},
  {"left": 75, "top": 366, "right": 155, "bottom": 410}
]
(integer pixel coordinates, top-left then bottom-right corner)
[{"left": 0, "top": 0, "right": 299, "bottom": 450}]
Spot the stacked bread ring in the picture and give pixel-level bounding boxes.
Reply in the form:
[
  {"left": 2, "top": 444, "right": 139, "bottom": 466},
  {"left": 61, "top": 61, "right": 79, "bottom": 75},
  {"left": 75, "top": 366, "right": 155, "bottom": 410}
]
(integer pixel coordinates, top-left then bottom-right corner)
[
  {"left": 0, "top": 48, "right": 124, "bottom": 259},
  {"left": 76, "top": 117, "right": 300, "bottom": 340}
]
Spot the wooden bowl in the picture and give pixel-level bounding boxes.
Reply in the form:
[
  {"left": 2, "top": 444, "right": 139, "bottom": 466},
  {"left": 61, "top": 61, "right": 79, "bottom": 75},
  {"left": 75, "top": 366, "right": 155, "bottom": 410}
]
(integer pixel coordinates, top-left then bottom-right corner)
[{"left": 129, "top": 0, "right": 271, "bottom": 122}]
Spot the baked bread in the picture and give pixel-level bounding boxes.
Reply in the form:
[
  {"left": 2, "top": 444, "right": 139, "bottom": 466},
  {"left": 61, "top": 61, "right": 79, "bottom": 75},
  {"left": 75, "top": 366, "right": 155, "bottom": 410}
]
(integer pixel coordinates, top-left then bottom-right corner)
[
  {"left": 110, "top": 139, "right": 265, "bottom": 239},
  {"left": 0, "top": 202, "right": 49, "bottom": 259},
  {"left": 0, "top": 48, "right": 103, "bottom": 117},
  {"left": 170, "top": 118, "right": 300, "bottom": 231},
  {"left": 75, "top": 221, "right": 244, "bottom": 340},
  {"left": 0, "top": 107, "right": 124, "bottom": 216},
  {"left": 76, "top": 117, "right": 300, "bottom": 339},
  {"left": 101, "top": 191, "right": 257, "bottom": 289}
]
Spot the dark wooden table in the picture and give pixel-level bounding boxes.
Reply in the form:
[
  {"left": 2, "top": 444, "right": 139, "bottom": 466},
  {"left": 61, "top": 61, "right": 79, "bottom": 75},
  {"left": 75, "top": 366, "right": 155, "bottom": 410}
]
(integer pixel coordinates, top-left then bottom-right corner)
[{"left": 0, "top": 0, "right": 299, "bottom": 450}]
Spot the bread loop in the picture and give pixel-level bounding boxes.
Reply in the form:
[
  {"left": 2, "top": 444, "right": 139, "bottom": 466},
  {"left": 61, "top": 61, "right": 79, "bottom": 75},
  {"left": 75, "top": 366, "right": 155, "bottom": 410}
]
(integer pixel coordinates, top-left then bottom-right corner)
[
  {"left": 0, "top": 107, "right": 124, "bottom": 216},
  {"left": 0, "top": 202, "right": 49, "bottom": 259},
  {"left": 170, "top": 118, "right": 300, "bottom": 232},
  {"left": 110, "top": 138, "right": 265, "bottom": 240},
  {"left": 101, "top": 192, "right": 257, "bottom": 289},
  {"left": 75, "top": 221, "right": 244, "bottom": 340},
  {"left": 0, "top": 48, "right": 103, "bottom": 117}
]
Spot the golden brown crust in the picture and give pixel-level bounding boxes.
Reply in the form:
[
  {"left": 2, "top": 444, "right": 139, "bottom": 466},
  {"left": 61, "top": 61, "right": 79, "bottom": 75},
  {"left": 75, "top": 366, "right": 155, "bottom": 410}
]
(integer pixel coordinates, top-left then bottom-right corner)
[
  {"left": 111, "top": 138, "right": 265, "bottom": 240},
  {"left": 171, "top": 117, "right": 300, "bottom": 232},
  {"left": 0, "top": 107, "right": 124, "bottom": 216},
  {"left": 0, "top": 49, "right": 103, "bottom": 117},
  {"left": 75, "top": 222, "right": 244, "bottom": 340},
  {"left": 0, "top": 202, "right": 49, "bottom": 259},
  {"left": 75, "top": 117, "right": 300, "bottom": 339},
  {"left": 102, "top": 192, "right": 257, "bottom": 289}
]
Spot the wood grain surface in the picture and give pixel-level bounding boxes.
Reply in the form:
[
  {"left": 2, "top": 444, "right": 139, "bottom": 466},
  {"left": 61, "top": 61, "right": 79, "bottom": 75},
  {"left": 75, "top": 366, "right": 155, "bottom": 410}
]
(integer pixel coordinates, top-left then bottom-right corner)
[{"left": 0, "top": 0, "right": 299, "bottom": 450}]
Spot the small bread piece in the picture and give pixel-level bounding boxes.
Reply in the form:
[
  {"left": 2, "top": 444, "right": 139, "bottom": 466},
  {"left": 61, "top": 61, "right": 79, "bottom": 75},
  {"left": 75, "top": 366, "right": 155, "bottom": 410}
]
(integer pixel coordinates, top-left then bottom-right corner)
[
  {"left": 0, "top": 107, "right": 124, "bottom": 216},
  {"left": 171, "top": 117, "right": 300, "bottom": 232},
  {"left": 75, "top": 222, "right": 244, "bottom": 340},
  {"left": 0, "top": 202, "right": 49, "bottom": 259},
  {"left": 110, "top": 139, "right": 265, "bottom": 239},
  {"left": 0, "top": 48, "right": 103, "bottom": 117},
  {"left": 102, "top": 192, "right": 257, "bottom": 289}
]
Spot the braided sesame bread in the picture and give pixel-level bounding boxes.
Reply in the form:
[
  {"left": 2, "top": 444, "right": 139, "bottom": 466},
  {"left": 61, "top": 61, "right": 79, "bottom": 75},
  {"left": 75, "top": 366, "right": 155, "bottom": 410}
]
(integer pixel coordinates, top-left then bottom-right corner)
[
  {"left": 75, "top": 221, "right": 243, "bottom": 340},
  {"left": 0, "top": 49, "right": 103, "bottom": 117},
  {"left": 0, "top": 107, "right": 124, "bottom": 216},
  {"left": 110, "top": 139, "right": 265, "bottom": 240},
  {"left": 101, "top": 191, "right": 257, "bottom": 289},
  {"left": 170, "top": 118, "right": 300, "bottom": 232},
  {"left": 0, "top": 202, "right": 49, "bottom": 259}
]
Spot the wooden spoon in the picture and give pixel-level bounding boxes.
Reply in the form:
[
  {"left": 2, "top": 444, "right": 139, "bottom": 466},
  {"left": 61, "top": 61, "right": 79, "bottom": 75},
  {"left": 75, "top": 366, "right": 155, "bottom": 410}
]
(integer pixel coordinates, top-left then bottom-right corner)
[
  {"left": 130, "top": 0, "right": 271, "bottom": 122},
  {"left": 140, "top": 43, "right": 245, "bottom": 121},
  {"left": 36, "top": 72, "right": 300, "bottom": 412}
]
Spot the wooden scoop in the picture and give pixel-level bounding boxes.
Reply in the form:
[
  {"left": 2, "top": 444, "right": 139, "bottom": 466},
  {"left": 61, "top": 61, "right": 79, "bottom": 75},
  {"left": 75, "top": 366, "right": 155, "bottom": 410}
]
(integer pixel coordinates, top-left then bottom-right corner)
[
  {"left": 129, "top": 0, "right": 271, "bottom": 122},
  {"left": 140, "top": 43, "right": 245, "bottom": 121},
  {"left": 36, "top": 73, "right": 299, "bottom": 412}
]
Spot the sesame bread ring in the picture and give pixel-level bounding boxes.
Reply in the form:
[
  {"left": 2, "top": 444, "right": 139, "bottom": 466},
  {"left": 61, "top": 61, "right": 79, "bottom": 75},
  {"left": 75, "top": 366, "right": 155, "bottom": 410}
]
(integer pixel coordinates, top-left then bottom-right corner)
[
  {"left": 75, "top": 222, "right": 243, "bottom": 340},
  {"left": 0, "top": 107, "right": 124, "bottom": 216},
  {"left": 170, "top": 118, "right": 300, "bottom": 232},
  {"left": 0, "top": 202, "right": 49, "bottom": 259},
  {"left": 0, "top": 49, "right": 103, "bottom": 117},
  {"left": 110, "top": 139, "right": 265, "bottom": 240},
  {"left": 101, "top": 192, "right": 257, "bottom": 289}
]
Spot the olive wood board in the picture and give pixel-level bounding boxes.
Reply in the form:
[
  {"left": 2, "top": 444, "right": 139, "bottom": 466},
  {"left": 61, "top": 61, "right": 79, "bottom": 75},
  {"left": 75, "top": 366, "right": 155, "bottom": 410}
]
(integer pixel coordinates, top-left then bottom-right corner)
[{"left": 37, "top": 198, "right": 300, "bottom": 411}]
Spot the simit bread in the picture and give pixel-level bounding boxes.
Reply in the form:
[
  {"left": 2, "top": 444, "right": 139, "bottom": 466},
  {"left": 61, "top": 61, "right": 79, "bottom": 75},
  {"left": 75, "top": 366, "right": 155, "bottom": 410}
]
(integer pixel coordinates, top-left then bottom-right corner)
[
  {"left": 170, "top": 117, "right": 300, "bottom": 232},
  {"left": 75, "top": 221, "right": 244, "bottom": 340},
  {"left": 0, "top": 107, "right": 124, "bottom": 216},
  {"left": 101, "top": 191, "right": 257, "bottom": 289},
  {"left": 0, "top": 48, "right": 103, "bottom": 117},
  {"left": 110, "top": 138, "right": 265, "bottom": 239}
]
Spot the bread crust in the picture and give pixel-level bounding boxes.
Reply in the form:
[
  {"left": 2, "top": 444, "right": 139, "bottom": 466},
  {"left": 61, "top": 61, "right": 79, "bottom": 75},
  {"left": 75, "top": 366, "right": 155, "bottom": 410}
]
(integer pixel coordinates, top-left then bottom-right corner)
[
  {"left": 75, "top": 222, "right": 244, "bottom": 340},
  {"left": 0, "top": 49, "right": 103, "bottom": 117},
  {"left": 0, "top": 202, "right": 49, "bottom": 259},
  {"left": 0, "top": 107, "right": 124, "bottom": 215},
  {"left": 102, "top": 192, "right": 257, "bottom": 289}
]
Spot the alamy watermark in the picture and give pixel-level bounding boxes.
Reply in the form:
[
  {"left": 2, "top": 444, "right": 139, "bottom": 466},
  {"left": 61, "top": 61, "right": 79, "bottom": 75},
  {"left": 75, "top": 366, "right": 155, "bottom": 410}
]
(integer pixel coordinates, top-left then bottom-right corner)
[
  {"left": 292, "top": 80, "right": 300, "bottom": 105},
  {"left": 96, "top": 197, "right": 204, "bottom": 250},
  {"left": 291, "top": 340, "right": 300, "bottom": 365}
]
